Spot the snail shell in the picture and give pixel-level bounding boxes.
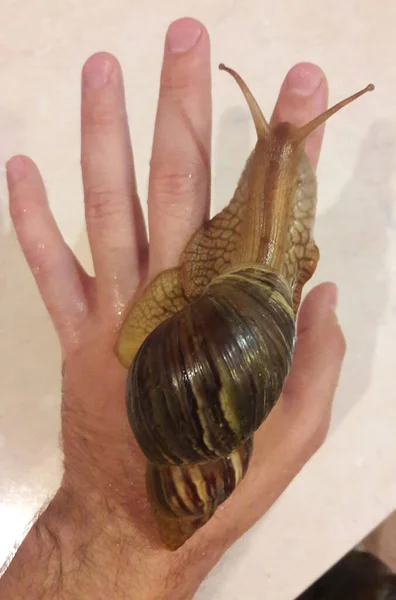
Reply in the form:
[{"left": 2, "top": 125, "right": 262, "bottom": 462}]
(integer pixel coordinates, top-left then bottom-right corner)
[
  {"left": 116, "top": 66, "right": 374, "bottom": 550},
  {"left": 146, "top": 438, "right": 253, "bottom": 543},
  {"left": 127, "top": 266, "right": 294, "bottom": 466}
]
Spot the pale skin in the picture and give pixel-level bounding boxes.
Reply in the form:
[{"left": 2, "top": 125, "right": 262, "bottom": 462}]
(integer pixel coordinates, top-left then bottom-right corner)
[{"left": 0, "top": 17, "right": 346, "bottom": 600}]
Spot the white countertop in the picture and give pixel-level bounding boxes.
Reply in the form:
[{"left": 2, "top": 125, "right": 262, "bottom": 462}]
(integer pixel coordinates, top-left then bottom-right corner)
[{"left": 1, "top": 1, "right": 395, "bottom": 598}]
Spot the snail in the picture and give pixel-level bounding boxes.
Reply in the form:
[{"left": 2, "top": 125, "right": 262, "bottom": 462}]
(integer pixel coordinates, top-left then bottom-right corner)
[{"left": 115, "top": 64, "right": 374, "bottom": 550}]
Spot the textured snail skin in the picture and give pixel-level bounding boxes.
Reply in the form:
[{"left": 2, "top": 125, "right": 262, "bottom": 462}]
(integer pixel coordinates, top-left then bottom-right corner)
[{"left": 115, "top": 66, "right": 374, "bottom": 550}]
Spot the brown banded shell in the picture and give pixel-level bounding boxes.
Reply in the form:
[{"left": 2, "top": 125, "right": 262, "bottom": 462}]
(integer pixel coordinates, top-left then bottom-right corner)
[
  {"left": 146, "top": 439, "right": 253, "bottom": 550},
  {"left": 148, "top": 439, "right": 253, "bottom": 519},
  {"left": 126, "top": 265, "right": 295, "bottom": 467},
  {"left": 115, "top": 64, "right": 374, "bottom": 550}
]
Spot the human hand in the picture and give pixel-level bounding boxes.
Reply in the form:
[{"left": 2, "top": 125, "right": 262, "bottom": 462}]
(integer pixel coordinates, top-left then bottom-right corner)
[{"left": 0, "top": 17, "right": 345, "bottom": 600}]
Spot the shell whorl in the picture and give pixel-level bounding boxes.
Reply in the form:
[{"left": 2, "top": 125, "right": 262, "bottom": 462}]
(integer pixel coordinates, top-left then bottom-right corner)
[
  {"left": 126, "top": 265, "right": 295, "bottom": 466},
  {"left": 146, "top": 439, "right": 253, "bottom": 550},
  {"left": 147, "top": 439, "right": 253, "bottom": 518}
]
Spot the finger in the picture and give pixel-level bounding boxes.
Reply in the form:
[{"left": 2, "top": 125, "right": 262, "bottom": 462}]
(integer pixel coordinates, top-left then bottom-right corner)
[
  {"left": 81, "top": 52, "right": 147, "bottom": 309},
  {"left": 281, "top": 281, "right": 345, "bottom": 433},
  {"left": 148, "top": 18, "right": 212, "bottom": 277},
  {"left": 247, "top": 283, "right": 345, "bottom": 512},
  {"left": 7, "top": 156, "right": 90, "bottom": 348},
  {"left": 270, "top": 63, "right": 329, "bottom": 170}
]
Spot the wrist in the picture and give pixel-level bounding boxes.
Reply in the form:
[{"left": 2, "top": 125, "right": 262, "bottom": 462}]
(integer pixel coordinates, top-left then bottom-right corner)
[
  {"left": 0, "top": 486, "right": 127, "bottom": 599},
  {"left": 0, "top": 485, "right": 205, "bottom": 600}
]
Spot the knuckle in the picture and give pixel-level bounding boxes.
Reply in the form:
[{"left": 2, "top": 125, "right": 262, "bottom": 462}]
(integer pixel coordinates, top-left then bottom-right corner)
[
  {"left": 84, "top": 101, "right": 126, "bottom": 130},
  {"left": 333, "top": 324, "right": 347, "bottom": 360},
  {"left": 10, "top": 189, "right": 43, "bottom": 226},
  {"left": 150, "top": 168, "right": 204, "bottom": 207},
  {"left": 160, "top": 72, "right": 193, "bottom": 97},
  {"left": 9, "top": 197, "right": 28, "bottom": 225},
  {"left": 26, "top": 247, "right": 61, "bottom": 282},
  {"left": 84, "top": 186, "right": 130, "bottom": 221},
  {"left": 307, "top": 414, "right": 331, "bottom": 455},
  {"left": 292, "top": 407, "right": 332, "bottom": 465}
]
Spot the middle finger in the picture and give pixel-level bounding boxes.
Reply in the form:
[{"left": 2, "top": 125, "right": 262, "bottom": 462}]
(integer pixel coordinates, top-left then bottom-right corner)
[{"left": 148, "top": 18, "right": 212, "bottom": 278}]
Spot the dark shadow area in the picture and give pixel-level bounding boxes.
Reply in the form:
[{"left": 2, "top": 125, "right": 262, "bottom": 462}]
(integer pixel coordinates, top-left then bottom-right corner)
[
  {"left": 296, "top": 550, "right": 396, "bottom": 600},
  {"left": 298, "top": 511, "right": 396, "bottom": 598}
]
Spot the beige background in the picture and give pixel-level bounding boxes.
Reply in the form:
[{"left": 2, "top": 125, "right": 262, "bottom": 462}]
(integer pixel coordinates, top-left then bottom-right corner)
[{"left": 1, "top": 1, "right": 396, "bottom": 598}]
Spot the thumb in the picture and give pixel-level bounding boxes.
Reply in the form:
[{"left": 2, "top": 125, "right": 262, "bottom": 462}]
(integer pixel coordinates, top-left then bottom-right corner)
[{"left": 198, "top": 283, "right": 346, "bottom": 554}]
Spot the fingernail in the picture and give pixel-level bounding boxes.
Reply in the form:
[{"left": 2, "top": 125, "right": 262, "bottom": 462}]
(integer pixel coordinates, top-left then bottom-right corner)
[
  {"left": 83, "top": 56, "right": 113, "bottom": 89},
  {"left": 286, "top": 64, "right": 324, "bottom": 97},
  {"left": 6, "top": 156, "right": 26, "bottom": 185},
  {"left": 166, "top": 18, "right": 203, "bottom": 53}
]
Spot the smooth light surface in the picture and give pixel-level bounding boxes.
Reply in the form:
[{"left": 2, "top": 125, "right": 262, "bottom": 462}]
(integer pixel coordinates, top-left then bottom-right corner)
[{"left": 0, "top": 1, "right": 395, "bottom": 598}]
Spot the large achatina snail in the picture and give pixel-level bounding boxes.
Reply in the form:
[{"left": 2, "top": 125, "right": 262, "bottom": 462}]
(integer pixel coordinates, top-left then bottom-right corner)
[{"left": 115, "top": 65, "right": 374, "bottom": 550}]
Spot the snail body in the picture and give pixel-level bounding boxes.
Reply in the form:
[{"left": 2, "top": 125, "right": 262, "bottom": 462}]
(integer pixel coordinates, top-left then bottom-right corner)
[{"left": 116, "top": 65, "right": 374, "bottom": 550}]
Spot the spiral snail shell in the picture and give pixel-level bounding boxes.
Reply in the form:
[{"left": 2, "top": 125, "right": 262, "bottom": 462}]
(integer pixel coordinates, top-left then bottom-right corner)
[{"left": 116, "top": 65, "right": 374, "bottom": 550}]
